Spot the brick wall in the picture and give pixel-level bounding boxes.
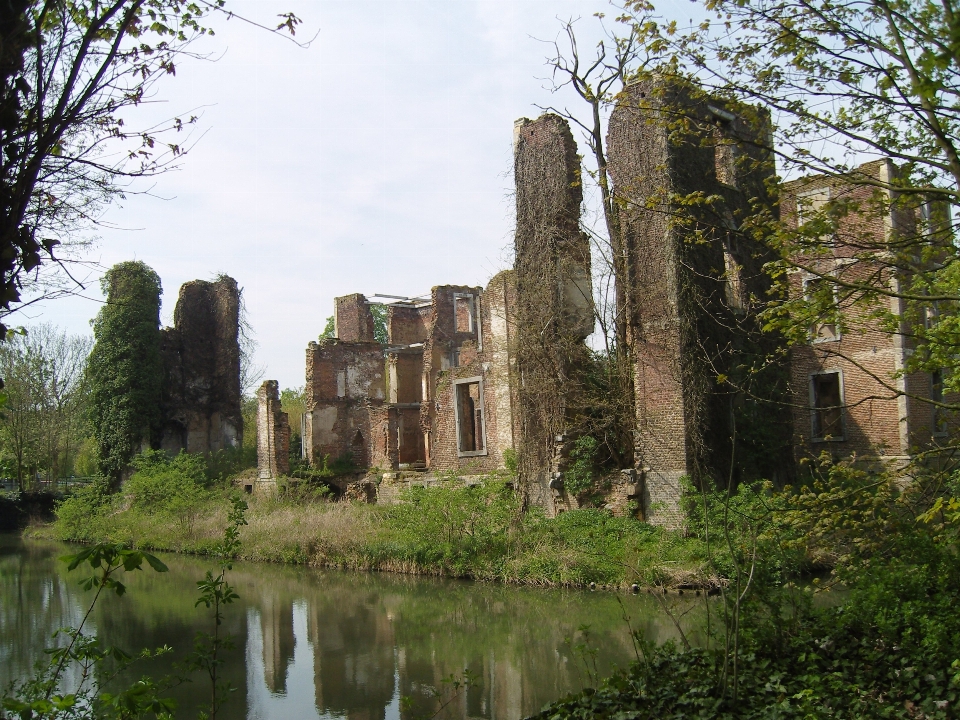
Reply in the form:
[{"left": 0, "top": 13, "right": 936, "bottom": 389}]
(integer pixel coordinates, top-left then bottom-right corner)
[
  {"left": 160, "top": 275, "right": 243, "bottom": 455},
  {"left": 335, "top": 293, "right": 376, "bottom": 342},
  {"left": 512, "top": 114, "right": 594, "bottom": 515},
  {"left": 781, "top": 160, "right": 938, "bottom": 462},
  {"left": 302, "top": 339, "right": 387, "bottom": 469},
  {"left": 607, "top": 80, "right": 791, "bottom": 526},
  {"left": 421, "top": 284, "right": 508, "bottom": 474},
  {"left": 257, "top": 380, "right": 289, "bottom": 486}
]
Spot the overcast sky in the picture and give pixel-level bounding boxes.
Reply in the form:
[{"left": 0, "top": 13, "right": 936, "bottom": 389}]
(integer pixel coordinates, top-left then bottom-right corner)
[{"left": 14, "top": 0, "right": 695, "bottom": 391}]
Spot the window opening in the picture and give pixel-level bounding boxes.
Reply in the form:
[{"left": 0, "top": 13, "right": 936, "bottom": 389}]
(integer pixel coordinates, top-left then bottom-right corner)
[
  {"left": 723, "top": 237, "right": 744, "bottom": 311},
  {"left": 925, "top": 302, "right": 941, "bottom": 330},
  {"left": 797, "top": 187, "right": 830, "bottom": 226},
  {"left": 932, "top": 369, "right": 948, "bottom": 436},
  {"left": 336, "top": 370, "right": 346, "bottom": 398},
  {"left": 812, "top": 372, "right": 843, "bottom": 440},
  {"left": 454, "top": 294, "right": 475, "bottom": 333},
  {"left": 455, "top": 379, "right": 486, "bottom": 455},
  {"left": 715, "top": 142, "right": 736, "bottom": 187},
  {"left": 804, "top": 277, "right": 839, "bottom": 342}
]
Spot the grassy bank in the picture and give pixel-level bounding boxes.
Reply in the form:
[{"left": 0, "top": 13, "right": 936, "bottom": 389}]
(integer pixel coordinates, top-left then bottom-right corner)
[{"left": 28, "top": 451, "right": 710, "bottom": 589}]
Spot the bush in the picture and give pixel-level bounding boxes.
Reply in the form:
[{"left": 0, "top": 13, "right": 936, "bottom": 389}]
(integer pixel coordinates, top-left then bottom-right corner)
[
  {"left": 125, "top": 451, "right": 212, "bottom": 533},
  {"left": 379, "top": 477, "right": 522, "bottom": 576}
]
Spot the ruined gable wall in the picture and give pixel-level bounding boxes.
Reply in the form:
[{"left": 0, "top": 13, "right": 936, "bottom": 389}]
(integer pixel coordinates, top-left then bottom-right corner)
[
  {"left": 303, "top": 339, "right": 387, "bottom": 469},
  {"left": 608, "top": 81, "right": 790, "bottom": 525},
  {"left": 512, "top": 114, "right": 594, "bottom": 513},
  {"left": 160, "top": 275, "right": 242, "bottom": 454}
]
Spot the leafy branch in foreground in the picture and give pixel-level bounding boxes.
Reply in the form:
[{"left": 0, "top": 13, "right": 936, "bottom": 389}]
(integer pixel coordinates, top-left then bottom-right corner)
[
  {"left": 0, "top": 542, "right": 174, "bottom": 720},
  {"left": 181, "top": 494, "right": 247, "bottom": 720}
]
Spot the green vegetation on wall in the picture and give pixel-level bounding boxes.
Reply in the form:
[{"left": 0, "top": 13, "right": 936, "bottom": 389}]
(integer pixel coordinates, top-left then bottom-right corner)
[{"left": 87, "top": 261, "right": 163, "bottom": 483}]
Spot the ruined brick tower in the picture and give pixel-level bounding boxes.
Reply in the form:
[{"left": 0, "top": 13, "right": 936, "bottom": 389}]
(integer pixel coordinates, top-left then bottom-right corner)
[
  {"left": 160, "top": 275, "right": 243, "bottom": 454},
  {"left": 607, "top": 80, "right": 792, "bottom": 525},
  {"left": 512, "top": 114, "right": 594, "bottom": 512}
]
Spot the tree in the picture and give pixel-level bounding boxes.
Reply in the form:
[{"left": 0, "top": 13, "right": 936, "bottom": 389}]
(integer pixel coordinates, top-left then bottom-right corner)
[
  {"left": 319, "top": 316, "right": 335, "bottom": 340},
  {"left": 87, "top": 260, "right": 161, "bottom": 483},
  {"left": 622, "top": 0, "right": 960, "bottom": 426},
  {"left": 0, "top": 323, "right": 92, "bottom": 489},
  {"left": 0, "top": 1, "right": 304, "bottom": 331},
  {"left": 280, "top": 385, "right": 305, "bottom": 466}
]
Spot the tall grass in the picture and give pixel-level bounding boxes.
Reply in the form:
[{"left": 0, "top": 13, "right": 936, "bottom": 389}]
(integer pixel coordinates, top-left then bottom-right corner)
[{"left": 39, "top": 455, "right": 710, "bottom": 588}]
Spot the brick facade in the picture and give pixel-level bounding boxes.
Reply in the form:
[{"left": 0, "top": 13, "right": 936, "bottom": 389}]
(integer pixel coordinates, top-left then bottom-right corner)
[{"left": 781, "top": 160, "right": 943, "bottom": 463}]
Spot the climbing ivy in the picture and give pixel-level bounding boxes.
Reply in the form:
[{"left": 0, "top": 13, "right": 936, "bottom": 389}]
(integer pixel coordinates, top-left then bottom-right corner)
[{"left": 87, "top": 261, "right": 163, "bottom": 483}]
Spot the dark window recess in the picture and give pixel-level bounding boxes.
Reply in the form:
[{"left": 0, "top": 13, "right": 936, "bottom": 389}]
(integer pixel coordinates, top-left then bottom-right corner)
[
  {"left": 456, "top": 381, "right": 484, "bottom": 453},
  {"left": 450, "top": 347, "right": 461, "bottom": 368},
  {"left": 812, "top": 373, "right": 843, "bottom": 439}
]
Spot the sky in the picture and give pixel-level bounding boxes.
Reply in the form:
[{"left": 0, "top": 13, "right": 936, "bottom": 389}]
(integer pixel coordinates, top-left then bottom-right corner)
[{"left": 13, "top": 0, "right": 697, "bottom": 391}]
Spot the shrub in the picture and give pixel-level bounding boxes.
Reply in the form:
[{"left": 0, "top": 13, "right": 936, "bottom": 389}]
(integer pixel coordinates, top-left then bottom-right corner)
[
  {"left": 564, "top": 436, "right": 598, "bottom": 497},
  {"left": 125, "top": 451, "right": 213, "bottom": 533}
]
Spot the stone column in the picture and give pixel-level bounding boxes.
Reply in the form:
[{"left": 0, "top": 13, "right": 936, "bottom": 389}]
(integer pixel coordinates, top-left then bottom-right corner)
[{"left": 257, "top": 380, "right": 290, "bottom": 490}]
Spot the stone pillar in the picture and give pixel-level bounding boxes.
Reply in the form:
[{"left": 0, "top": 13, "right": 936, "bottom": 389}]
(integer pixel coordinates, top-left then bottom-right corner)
[{"left": 257, "top": 380, "right": 289, "bottom": 489}]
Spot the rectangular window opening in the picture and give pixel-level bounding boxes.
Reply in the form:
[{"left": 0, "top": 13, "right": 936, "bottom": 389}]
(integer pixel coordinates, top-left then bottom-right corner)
[
  {"left": 723, "top": 240, "right": 745, "bottom": 311},
  {"left": 455, "top": 379, "right": 486, "bottom": 455},
  {"left": 715, "top": 142, "right": 737, "bottom": 187},
  {"left": 797, "top": 187, "right": 830, "bottom": 226},
  {"left": 932, "top": 369, "right": 948, "bottom": 436},
  {"left": 812, "top": 372, "right": 844, "bottom": 441},
  {"left": 454, "top": 294, "right": 475, "bottom": 333},
  {"left": 804, "top": 277, "right": 840, "bottom": 342}
]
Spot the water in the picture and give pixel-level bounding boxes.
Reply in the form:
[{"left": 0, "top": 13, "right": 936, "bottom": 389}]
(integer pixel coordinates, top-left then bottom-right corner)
[{"left": 0, "top": 535, "right": 702, "bottom": 719}]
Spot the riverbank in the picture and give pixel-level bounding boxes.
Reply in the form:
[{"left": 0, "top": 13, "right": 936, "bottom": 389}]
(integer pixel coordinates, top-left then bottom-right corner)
[{"left": 27, "top": 456, "right": 714, "bottom": 589}]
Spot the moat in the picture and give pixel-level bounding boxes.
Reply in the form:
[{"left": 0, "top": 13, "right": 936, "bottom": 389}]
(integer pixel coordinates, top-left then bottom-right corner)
[{"left": 0, "top": 535, "right": 701, "bottom": 719}]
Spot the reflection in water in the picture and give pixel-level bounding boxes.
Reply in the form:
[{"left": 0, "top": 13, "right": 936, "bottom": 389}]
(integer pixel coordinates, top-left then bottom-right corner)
[{"left": 1, "top": 536, "right": 704, "bottom": 719}]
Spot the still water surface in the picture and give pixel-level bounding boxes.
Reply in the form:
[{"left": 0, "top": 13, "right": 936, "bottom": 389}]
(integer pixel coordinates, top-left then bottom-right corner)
[{"left": 0, "top": 535, "right": 700, "bottom": 719}]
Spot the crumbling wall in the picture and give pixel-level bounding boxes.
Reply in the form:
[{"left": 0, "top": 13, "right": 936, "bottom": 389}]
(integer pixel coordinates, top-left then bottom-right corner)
[
  {"left": 607, "top": 80, "right": 791, "bottom": 527},
  {"left": 420, "top": 285, "right": 507, "bottom": 474},
  {"left": 387, "top": 304, "right": 430, "bottom": 345},
  {"left": 485, "top": 271, "right": 518, "bottom": 467},
  {"left": 335, "top": 293, "right": 376, "bottom": 342},
  {"left": 512, "top": 114, "right": 594, "bottom": 515},
  {"left": 257, "top": 380, "right": 289, "bottom": 486},
  {"left": 302, "top": 338, "right": 387, "bottom": 469},
  {"left": 160, "top": 275, "right": 243, "bottom": 454}
]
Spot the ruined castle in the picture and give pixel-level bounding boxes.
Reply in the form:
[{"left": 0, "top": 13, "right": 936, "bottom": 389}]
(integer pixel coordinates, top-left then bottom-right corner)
[{"left": 248, "top": 80, "right": 946, "bottom": 525}]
